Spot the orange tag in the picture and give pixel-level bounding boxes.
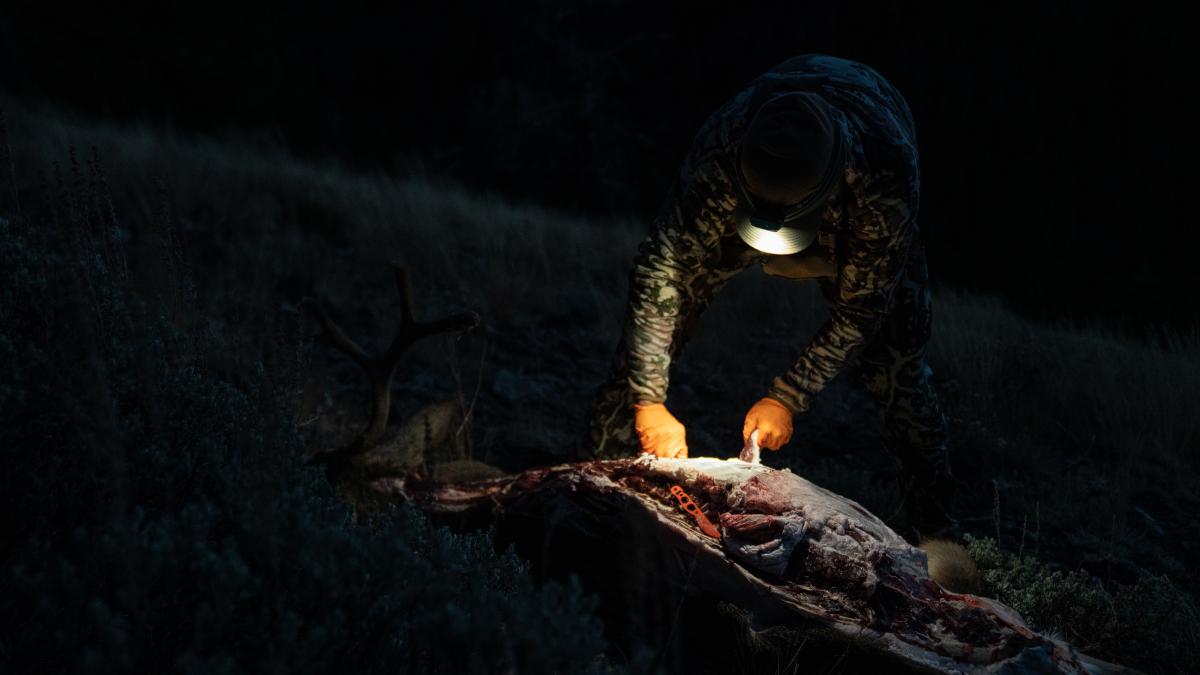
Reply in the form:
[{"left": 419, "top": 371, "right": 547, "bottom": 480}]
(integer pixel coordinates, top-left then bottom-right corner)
[{"left": 669, "top": 484, "right": 721, "bottom": 539}]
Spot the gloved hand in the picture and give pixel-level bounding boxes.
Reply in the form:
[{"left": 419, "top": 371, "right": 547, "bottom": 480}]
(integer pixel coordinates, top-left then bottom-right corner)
[
  {"left": 742, "top": 397, "right": 793, "bottom": 450},
  {"left": 634, "top": 402, "right": 688, "bottom": 458}
]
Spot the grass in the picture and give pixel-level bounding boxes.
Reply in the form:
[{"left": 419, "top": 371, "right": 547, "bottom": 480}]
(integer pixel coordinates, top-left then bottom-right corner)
[
  {"left": 3, "top": 94, "right": 1198, "bottom": 672},
  {"left": 3, "top": 97, "right": 628, "bottom": 672}
]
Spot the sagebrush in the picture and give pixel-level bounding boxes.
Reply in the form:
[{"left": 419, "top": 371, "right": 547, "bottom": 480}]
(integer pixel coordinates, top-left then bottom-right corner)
[
  {"left": 967, "top": 534, "right": 1199, "bottom": 674},
  {"left": 0, "top": 151, "right": 613, "bottom": 674}
]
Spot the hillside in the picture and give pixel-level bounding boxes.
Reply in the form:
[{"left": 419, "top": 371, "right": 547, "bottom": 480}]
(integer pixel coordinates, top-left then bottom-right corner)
[{"left": 3, "top": 99, "right": 1198, "bottom": 672}]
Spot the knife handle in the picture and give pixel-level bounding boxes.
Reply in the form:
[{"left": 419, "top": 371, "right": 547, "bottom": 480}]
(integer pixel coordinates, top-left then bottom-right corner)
[{"left": 669, "top": 484, "right": 722, "bottom": 539}]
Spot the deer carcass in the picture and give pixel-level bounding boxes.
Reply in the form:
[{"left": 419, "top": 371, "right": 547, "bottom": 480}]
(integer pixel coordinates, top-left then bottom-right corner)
[
  {"left": 304, "top": 269, "right": 1117, "bottom": 673},
  {"left": 376, "top": 457, "right": 1116, "bottom": 675}
]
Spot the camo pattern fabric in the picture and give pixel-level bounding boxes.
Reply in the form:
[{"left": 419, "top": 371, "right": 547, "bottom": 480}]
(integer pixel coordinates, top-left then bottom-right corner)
[
  {"left": 585, "top": 55, "right": 949, "bottom": 475},
  {"left": 818, "top": 242, "right": 950, "bottom": 480}
]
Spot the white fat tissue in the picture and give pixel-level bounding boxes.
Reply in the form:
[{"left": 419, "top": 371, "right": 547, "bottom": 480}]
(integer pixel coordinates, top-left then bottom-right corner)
[{"left": 649, "top": 457, "right": 926, "bottom": 589}]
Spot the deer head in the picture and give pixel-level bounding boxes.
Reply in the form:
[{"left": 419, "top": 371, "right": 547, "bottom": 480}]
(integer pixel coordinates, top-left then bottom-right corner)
[{"left": 303, "top": 263, "right": 480, "bottom": 484}]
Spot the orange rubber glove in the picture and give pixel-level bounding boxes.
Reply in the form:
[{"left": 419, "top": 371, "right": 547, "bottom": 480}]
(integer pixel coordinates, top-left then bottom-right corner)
[
  {"left": 634, "top": 402, "right": 688, "bottom": 458},
  {"left": 742, "top": 397, "right": 794, "bottom": 451}
]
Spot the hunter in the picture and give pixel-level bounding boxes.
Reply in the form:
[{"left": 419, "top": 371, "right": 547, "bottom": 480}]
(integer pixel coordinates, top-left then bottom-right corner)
[{"left": 585, "top": 54, "right": 956, "bottom": 537}]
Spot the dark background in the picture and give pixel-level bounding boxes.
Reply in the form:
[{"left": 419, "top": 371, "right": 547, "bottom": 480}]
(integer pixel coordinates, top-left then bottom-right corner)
[{"left": 1, "top": 0, "right": 1192, "bottom": 332}]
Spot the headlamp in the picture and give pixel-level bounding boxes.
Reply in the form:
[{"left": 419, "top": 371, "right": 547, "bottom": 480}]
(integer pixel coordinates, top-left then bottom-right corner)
[{"left": 734, "top": 114, "right": 846, "bottom": 255}]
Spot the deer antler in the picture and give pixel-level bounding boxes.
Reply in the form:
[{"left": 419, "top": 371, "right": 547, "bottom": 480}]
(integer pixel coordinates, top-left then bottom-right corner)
[{"left": 304, "top": 263, "right": 480, "bottom": 462}]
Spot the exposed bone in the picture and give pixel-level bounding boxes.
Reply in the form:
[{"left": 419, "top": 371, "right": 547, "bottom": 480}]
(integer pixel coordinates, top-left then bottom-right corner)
[
  {"left": 739, "top": 428, "right": 761, "bottom": 464},
  {"left": 375, "top": 457, "right": 1127, "bottom": 674}
]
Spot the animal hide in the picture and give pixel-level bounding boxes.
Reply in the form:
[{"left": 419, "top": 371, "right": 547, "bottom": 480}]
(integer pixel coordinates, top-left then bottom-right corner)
[{"left": 375, "top": 457, "right": 1123, "bottom": 674}]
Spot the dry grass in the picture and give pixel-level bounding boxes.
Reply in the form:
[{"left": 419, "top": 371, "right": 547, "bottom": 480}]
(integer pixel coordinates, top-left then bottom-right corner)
[
  {"left": 921, "top": 538, "right": 982, "bottom": 594},
  {"left": 6, "top": 95, "right": 1198, "bottom": 598},
  {"left": 4, "top": 96, "right": 642, "bottom": 329},
  {"left": 932, "top": 290, "right": 1200, "bottom": 468}
]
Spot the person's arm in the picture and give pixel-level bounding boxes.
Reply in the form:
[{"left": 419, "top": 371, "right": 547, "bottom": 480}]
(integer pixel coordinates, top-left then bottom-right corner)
[
  {"left": 626, "top": 146, "right": 736, "bottom": 404},
  {"left": 766, "top": 161, "right": 919, "bottom": 414}
]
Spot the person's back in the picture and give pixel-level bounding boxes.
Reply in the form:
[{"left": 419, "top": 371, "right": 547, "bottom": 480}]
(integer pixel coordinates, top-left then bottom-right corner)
[
  {"left": 759, "top": 55, "right": 918, "bottom": 151},
  {"left": 584, "top": 54, "right": 956, "bottom": 541}
]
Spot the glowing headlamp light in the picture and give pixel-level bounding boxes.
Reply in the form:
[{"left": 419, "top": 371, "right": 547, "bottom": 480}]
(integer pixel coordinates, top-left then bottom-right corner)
[{"left": 734, "top": 123, "right": 845, "bottom": 256}]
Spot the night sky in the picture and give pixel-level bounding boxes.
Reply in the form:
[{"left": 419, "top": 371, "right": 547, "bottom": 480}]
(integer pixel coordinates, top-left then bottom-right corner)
[{"left": 2, "top": 0, "right": 1193, "bottom": 331}]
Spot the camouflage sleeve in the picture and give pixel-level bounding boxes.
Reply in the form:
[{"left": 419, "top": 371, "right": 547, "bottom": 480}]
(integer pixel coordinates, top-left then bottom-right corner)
[
  {"left": 767, "top": 164, "right": 918, "bottom": 413},
  {"left": 625, "top": 145, "right": 735, "bottom": 404}
]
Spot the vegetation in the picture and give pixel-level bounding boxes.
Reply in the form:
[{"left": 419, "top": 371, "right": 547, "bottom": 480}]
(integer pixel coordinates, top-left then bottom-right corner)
[
  {"left": 967, "top": 535, "right": 1199, "bottom": 674},
  {"left": 5, "top": 3, "right": 1192, "bottom": 331},
  {"left": 0, "top": 121, "right": 611, "bottom": 674},
  {"left": 2, "top": 98, "right": 1198, "bottom": 672}
]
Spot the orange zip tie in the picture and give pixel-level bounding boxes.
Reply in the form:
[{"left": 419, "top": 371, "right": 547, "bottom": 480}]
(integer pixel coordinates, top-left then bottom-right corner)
[{"left": 669, "top": 484, "right": 721, "bottom": 539}]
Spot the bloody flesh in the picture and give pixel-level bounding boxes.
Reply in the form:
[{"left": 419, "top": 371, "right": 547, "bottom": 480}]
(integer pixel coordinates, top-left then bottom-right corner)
[{"left": 377, "top": 457, "right": 1095, "bottom": 674}]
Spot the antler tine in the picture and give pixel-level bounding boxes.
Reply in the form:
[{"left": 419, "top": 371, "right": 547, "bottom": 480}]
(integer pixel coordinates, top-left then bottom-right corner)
[
  {"left": 391, "top": 263, "right": 416, "bottom": 326},
  {"left": 382, "top": 265, "right": 480, "bottom": 363},
  {"left": 302, "top": 297, "right": 372, "bottom": 370},
  {"left": 306, "top": 265, "right": 481, "bottom": 460},
  {"left": 419, "top": 311, "right": 481, "bottom": 339}
]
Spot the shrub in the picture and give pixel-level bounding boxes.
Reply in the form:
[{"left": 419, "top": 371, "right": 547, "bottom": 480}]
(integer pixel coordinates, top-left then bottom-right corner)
[
  {"left": 966, "top": 535, "right": 1199, "bottom": 674},
  {"left": 0, "top": 161, "right": 613, "bottom": 673}
]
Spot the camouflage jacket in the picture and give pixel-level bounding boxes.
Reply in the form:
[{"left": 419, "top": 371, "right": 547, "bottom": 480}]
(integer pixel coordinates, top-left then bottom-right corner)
[{"left": 626, "top": 55, "right": 921, "bottom": 414}]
